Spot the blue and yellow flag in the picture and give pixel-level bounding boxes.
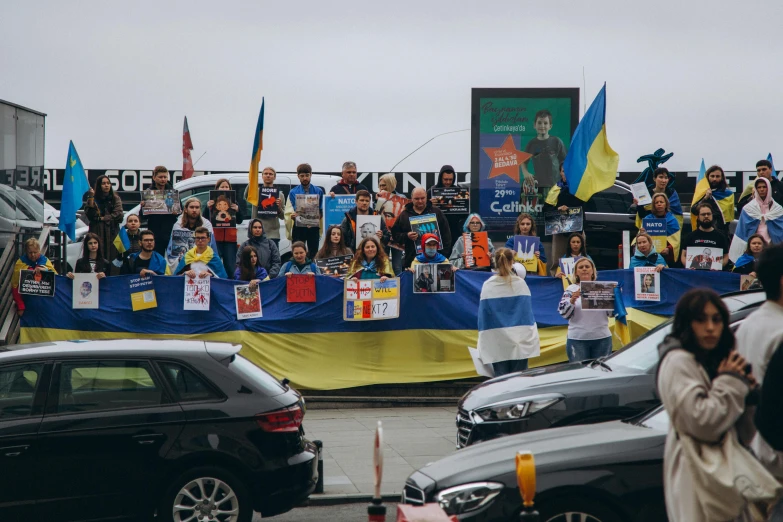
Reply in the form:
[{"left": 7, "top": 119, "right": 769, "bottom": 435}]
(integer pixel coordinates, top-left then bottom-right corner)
[
  {"left": 690, "top": 159, "right": 734, "bottom": 230},
  {"left": 613, "top": 284, "right": 630, "bottom": 345},
  {"left": 113, "top": 227, "right": 131, "bottom": 255},
  {"left": 563, "top": 83, "right": 620, "bottom": 201},
  {"left": 59, "top": 141, "right": 90, "bottom": 241},
  {"left": 246, "top": 98, "right": 265, "bottom": 207}
]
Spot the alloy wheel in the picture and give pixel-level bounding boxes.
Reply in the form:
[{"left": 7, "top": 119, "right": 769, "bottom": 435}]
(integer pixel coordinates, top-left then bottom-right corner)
[{"left": 173, "top": 477, "right": 240, "bottom": 522}]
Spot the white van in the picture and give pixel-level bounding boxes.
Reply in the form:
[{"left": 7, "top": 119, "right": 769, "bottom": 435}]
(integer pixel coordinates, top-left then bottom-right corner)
[{"left": 123, "top": 172, "right": 337, "bottom": 259}]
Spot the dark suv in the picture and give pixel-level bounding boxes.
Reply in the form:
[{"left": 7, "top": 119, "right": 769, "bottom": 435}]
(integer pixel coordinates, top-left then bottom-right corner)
[
  {"left": 0, "top": 340, "right": 318, "bottom": 522},
  {"left": 582, "top": 180, "right": 636, "bottom": 269}
]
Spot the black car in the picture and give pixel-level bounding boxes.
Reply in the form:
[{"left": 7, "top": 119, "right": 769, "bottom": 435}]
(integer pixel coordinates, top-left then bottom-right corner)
[
  {"left": 456, "top": 290, "right": 764, "bottom": 448},
  {"left": 0, "top": 340, "right": 318, "bottom": 522},
  {"left": 404, "top": 406, "right": 670, "bottom": 522}
]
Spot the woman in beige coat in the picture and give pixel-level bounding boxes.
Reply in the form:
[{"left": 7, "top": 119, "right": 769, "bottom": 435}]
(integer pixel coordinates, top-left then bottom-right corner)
[{"left": 657, "top": 288, "right": 767, "bottom": 522}]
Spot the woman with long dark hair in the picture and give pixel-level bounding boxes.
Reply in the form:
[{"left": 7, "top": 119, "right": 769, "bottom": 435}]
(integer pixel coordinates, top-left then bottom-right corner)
[
  {"left": 233, "top": 246, "right": 268, "bottom": 288},
  {"left": 204, "top": 178, "right": 244, "bottom": 276},
  {"left": 84, "top": 174, "right": 123, "bottom": 263},
  {"left": 66, "top": 233, "right": 109, "bottom": 279},
  {"left": 315, "top": 225, "right": 353, "bottom": 260},
  {"left": 732, "top": 233, "right": 767, "bottom": 277},
  {"left": 657, "top": 289, "right": 779, "bottom": 521}
]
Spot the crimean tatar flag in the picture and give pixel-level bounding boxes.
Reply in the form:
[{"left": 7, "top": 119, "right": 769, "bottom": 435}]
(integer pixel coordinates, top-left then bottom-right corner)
[
  {"left": 563, "top": 83, "right": 619, "bottom": 201},
  {"left": 59, "top": 141, "right": 90, "bottom": 241},
  {"left": 247, "top": 98, "right": 265, "bottom": 207},
  {"left": 182, "top": 116, "right": 194, "bottom": 180}
]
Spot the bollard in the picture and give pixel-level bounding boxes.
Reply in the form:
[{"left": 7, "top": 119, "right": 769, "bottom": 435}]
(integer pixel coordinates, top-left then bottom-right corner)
[
  {"left": 367, "top": 421, "right": 386, "bottom": 522},
  {"left": 313, "top": 440, "right": 324, "bottom": 494},
  {"left": 516, "top": 451, "right": 539, "bottom": 522}
]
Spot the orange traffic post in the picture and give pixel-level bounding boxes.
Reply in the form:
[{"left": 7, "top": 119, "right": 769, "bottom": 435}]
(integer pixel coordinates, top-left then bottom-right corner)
[{"left": 516, "top": 451, "right": 539, "bottom": 521}]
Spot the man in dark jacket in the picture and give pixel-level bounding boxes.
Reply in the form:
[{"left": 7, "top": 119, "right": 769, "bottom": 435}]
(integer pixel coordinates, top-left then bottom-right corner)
[
  {"left": 329, "top": 161, "right": 369, "bottom": 195},
  {"left": 140, "top": 166, "right": 179, "bottom": 255},
  {"left": 339, "top": 190, "right": 389, "bottom": 249},
  {"left": 737, "top": 159, "right": 783, "bottom": 214},
  {"left": 392, "top": 187, "right": 452, "bottom": 269},
  {"left": 427, "top": 165, "right": 465, "bottom": 245},
  {"left": 236, "top": 219, "right": 282, "bottom": 279}
]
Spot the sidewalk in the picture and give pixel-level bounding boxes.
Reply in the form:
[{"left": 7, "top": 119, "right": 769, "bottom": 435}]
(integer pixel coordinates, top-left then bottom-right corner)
[{"left": 304, "top": 407, "right": 458, "bottom": 497}]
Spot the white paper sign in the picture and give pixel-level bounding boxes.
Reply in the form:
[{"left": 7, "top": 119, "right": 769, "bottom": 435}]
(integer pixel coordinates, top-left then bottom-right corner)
[
  {"left": 355, "top": 214, "right": 382, "bottom": 248},
  {"left": 685, "top": 247, "right": 723, "bottom": 270},
  {"left": 234, "top": 284, "right": 262, "bottom": 320},
  {"left": 184, "top": 275, "right": 211, "bottom": 311},
  {"left": 468, "top": 347, "right": 495, "bottom": 378},
  {"left": 631, "top": 183, "right": 652, "bottom": 206},
  {"left": 72, "top": 273, "right": 99, "bottom": 309},
  {"left": 634, "top": 267, "right": 661, "bottom": 302}
]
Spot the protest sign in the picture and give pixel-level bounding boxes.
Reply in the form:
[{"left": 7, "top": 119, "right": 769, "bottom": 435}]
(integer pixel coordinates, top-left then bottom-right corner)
[
  {"left": 235, "top": 284, "right": 262, "bottom": 320},
  {"left": 512, "top": 235, "right": 540, "bottom": 272},
  {"left": 184, "top": 275, "right": 211, "bottom": 311},
  {"left": 544, "top": 207, "right": 583, "bottom": 235},
  {"left": 258, "top": 187, "right": 280, "bottom": 217},
  {"left": 741, "top": 275, "right": 758, "bottom": 291},
  {"left": 129, "top": 276, "right": 157, "bottom": 311},
  {"left": 558, "top": 257, "right": 576, "bottom": 288},
  {"left": 287, "top": 274, "right": 316, "bottom": 303},
  {"left": 376, "top": 190, "right": 408, "bottom": 250},
  {"left": 316, "top": 255, "right": 353, "bottom": 277},
  {"left": 431, "top": 187, "right": 469, "bottom": 214},
  {"left": 413, "top": 263, "right": 455, "bottom": 294},
  {"left": 462, "top": 232, "right": 490, "bottom": 268},
  {"left": 72, "top": 273, "right": 99, "bottom": 309},
  {"left": 356, "top": 215, "right": 382, "bottom": 248},
  {"left": 344, "top": 278, "right": 400, "bottom": 320},
  {"left": 409, "top": 214, "right": 442, "bottom": 253},
  {"left": 631, "top": 183, "right": 652, "bottom": 206},
  {"left": 640, "top": 215, "right": 668, "bottom": 253},
  {"left": 167, "top": 228, "right": 194, "bottom": 269},
  {"left": 18, "top": 269, "right": 55, "bottom": 297},
  {"left": 323, "top": 194, "right": 355, "bottom": 240},
  {"left": 209, "top": 190, "right": 236, "bottom": 228},
  {"left": 141, "top": 189, "right": 181, "bottom": 215},
  {"left": 580, "top": 281, "right": 617, "bottom": 311},
  {"left": 634, "top": 267, "right": 660, "bottom": 302},
  {"left": 295, "top": 194, "right": 320, "bottom": 227},
  {"left": 685, "top": 247, "right": 723, "bottom": 270}
]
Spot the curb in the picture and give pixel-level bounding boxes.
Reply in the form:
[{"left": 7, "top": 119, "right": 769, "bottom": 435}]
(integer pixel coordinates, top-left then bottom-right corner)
[{"left": 303, "top": 493, "right": 401, "bottom": 507}]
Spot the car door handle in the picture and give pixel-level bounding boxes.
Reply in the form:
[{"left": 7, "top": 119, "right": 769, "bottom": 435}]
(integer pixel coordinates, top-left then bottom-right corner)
[
  {"left": 132, "top": 433, "right": 164, "bottom": 445},
  {"left": 590, "top": 224, "right": 606, "bottom": 230},
  {"left": 0, "top": 445, "right": 30, "bottom": 457}
]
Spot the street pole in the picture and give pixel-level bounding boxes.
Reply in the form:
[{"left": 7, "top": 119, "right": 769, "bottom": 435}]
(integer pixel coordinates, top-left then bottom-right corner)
[{"left": 367, "top": 421, "right": 386, "bottom": 522}]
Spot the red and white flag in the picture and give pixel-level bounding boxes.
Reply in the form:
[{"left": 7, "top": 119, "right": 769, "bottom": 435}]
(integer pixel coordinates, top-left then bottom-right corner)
[{"left": 182, "top": 116, "right": 194, "bottom": 180}]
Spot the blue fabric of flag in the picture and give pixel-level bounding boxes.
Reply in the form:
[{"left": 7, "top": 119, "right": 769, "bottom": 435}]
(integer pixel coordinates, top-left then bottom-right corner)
[{"left": 59, "top": 141, "right": 90, "bottom": 241}]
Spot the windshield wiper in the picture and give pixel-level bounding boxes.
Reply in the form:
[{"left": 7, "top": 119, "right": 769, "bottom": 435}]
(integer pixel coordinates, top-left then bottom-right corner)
[{"left": 588, "top": 356, "right": 613, "bottom": 372}]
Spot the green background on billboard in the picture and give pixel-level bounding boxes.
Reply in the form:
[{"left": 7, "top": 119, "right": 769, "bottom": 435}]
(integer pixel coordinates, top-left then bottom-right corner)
[{"left": 479, "top": 97, "right": 572, "bottom": 176}]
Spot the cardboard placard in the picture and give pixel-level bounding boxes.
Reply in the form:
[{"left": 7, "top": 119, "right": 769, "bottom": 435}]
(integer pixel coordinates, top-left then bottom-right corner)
[
  {"left": 323, "top": 194, "right": 355, "bottom": 240},
  {"left": 512, "top": 235, "right": 541, "bottom": 272},
  {"left": 431, "top": 187, "right": 470, "bottom": 214},
  {"left": 462, "top": 232, "right": 490, "bottom": 268},
  {"left": 544, "top": 207, "right": 583, "bottom": 235},
  {"left": 287, "top": 274, "right": 316, "bottom": 303},
  {"left": 184, "top": 275, "right": 211, "bottom": 311},
  {"left": 235, "top": 284, "right": 263, "bottom": 319},
  {"left": 685, "top": 247, "right": 723, "bottom": 270},
  {"left": 141, "top": 189, "right": 181, "bottom": 215},
  {"left": 634, "top": 267, "right": 660, "bottom": 301},
  {"left": 343, "top": 278, "right": 400, "bottom": 321},
  {"left": 375, "top": 190, "right": 409, "bottom": 250},
  {"left": 258, "top": 187, "right": 281, "bottom": 217},
  {"left": 209, "top": 190, "right": 237, "bottom": 228},
  {"left": 316, "top": 255, "right": 353, "bottom": 278},
  {"left": 356, "top": 215, "right": 382, "bottom": 248},
  {"left": 72, "top": 273, "right": 99, "bottom": 309},
  {"left": 579, "top": 281, "right": 617, "bottom": 311},
  {"left": 408, "top": 214, "right": 442, "bottom": 254},
  {"left": 129, "top": 276, "right": 157, "bottom": 311},
  {"left": 18, "top": 269, "right": 55, "bottom": 297},
  {"left": 640, "top": 216, "right": 668, "bottom": 253},
  {"left": 295, "top": 194, "right": 320, "bottom": 227},
  {"left": 413, "top": 263, "right": 455, "bottom": 293}
]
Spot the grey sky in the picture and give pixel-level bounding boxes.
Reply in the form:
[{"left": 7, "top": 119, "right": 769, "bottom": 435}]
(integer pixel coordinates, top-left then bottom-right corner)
[{"left": 2, "top": 0, "right": 782, "bottom": 173}]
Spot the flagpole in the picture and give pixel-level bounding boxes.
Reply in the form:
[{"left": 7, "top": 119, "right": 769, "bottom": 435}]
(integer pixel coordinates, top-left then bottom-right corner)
[{"left": 388, "top": 129, "right": 469, "bottom": 172}]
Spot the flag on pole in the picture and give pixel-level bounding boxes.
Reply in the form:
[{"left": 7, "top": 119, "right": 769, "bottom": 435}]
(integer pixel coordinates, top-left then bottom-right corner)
[
  {"left": 563, "top": 83, "right": 620, "bottom": 201},
  {"left": 247, "top": 98, "right": 265, "bottom": 206},
  {"left": 59, "top": 141, "right": 90, "bottom": 241},
  {"left": 696, "top": 158, "right": 706, "bottom": 183},
  {"left": 182, "top": 116, "right": 194, "bottom": 180},
  {"left": 769, "top": 153, "right": 778, "bottom": 180},
  {"left": 690, "top": 159, "right": 734, "bottom": 230}
]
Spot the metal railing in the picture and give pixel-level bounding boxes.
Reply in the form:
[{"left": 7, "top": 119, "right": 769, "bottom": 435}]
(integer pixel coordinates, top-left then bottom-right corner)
[{"left": 0, "top": 227, "right": 21, "bottom": 347}]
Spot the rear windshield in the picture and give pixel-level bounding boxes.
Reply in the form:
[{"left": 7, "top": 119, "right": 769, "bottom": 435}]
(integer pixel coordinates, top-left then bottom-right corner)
[{"left": 228, "top": 356, "right": 285, "bottom": 396}]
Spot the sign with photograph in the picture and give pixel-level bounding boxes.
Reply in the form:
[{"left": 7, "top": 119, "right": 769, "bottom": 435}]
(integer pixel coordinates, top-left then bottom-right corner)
[
  {"left": 72, "top": 273, "right": 99, "bottom": 309},
  {"left": 316, "top": 254, "right": 353, "bottom": 277},
  {"left": 408, "top": 213, "right": 442, "bottom": 254},
  {"left": 129, "top": 276, "right": 157, "bottom": 311},
  {"left": 323, "top": 194, "right": 355, "bottom": 240},
  {"left": 579, "top": 281, "right": 617, "bottom": 311},
  {"left": 431, "top": 187, "right": 470, "bottom": 214},
  {"left": 413, "top": 263, "right": 455, "bottom": 294},
  {"left": 355, "top": 215, "right": 382, "bottom": 248},
  {"left": 184, "top": 275, "right": 211, "bottom": 311},
  {"left": 343, "top": 277, "right": 400, "bottom": 321},
  {"left": 462, "top": 232, "right": 490, "bottom": 268},
  {"left": 287, "top": 274, "right": 316, "bottom": 303},
  {"left": 512, "top": 235, "right": 540, "bottom": 272},
  {"left": 741, "top": 275, "right": 758, "bottom": 291},
  {"left": 631, "top": 182, "right": 652, "bottom": 206},
  {"left": 544, "top": 207, "right": 583, "bottom": 235},
  {"left": 18, "top": 269, "right": 55, "bottom": 297},
  {"left": 141, "top": 189, "right": 181, "bottom": 215},
  {"left": 209, "top": 190, "right": 237, "bottom": 228},
  {"left": 258, "top": 187, "right": 281, "bottom": 217},
  {"left": 235, "top": 284, "right": 263, "bottom": 320},
  {"left": 634, "top": 267, "right": 660, "bottom": 302},
  {"left": 375, "top": 190, "right": 408, "bottom": 250},
  {"left": 295, "top": 194, "right": 320, "bottom": 227},
  {"left": 685, "top": 247, "right": 723, "bottom": 270}
]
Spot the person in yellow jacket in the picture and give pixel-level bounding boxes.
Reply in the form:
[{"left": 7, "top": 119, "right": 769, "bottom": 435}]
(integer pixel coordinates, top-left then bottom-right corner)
[
  {"left": 12, "top": 238, "right": 57, "bottom": 317},
  {"left": 348, "top": 237, "right": 393, "bottom": 280}
]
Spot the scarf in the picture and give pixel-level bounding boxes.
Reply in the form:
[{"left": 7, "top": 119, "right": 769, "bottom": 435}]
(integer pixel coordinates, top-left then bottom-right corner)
[
  {"left": 20, "top": 254, "right": 49, "bottom": 267},
  {"left": 415, "top": 251, "right": 447, "bottom": 264},
  {"left": 292, "top": 257, "right": 313, "bottom": 271},
  {"left": 361, "top": 259, "right": 377, "bottom": 273},
  {"left": 184, "top": 246, "right": 214, "bottom": 266},
  {"left": 734, "top": 253, "right": 756, "bottom": 269}
]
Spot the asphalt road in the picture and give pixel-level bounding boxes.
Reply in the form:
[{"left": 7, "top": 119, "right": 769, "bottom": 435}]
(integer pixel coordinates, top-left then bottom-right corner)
[{"left": 253, "top": 502, "right": 399, "bottom": 521}]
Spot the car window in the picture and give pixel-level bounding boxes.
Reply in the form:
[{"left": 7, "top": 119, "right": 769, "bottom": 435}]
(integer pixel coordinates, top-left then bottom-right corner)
[
  {"left": 228, "top": 356, "right": 285, "bottom": 395},
  {"left": 583, "top": 184, "right": 633, "bottom": 213},
  {"left": 608, "top": 322, "right": 671, "bottom": 372},
  {"left": 0, "top": 363, "right": 43, "bottom": 419},
  {"left": 57, "top": 360, "right": 163, "bottom": 414},
  {"left": 638, "top": 407, "right": 669, "bottom": 431},
  {"left": 159, "top": 361, "right": 222, "bottom": 402}
]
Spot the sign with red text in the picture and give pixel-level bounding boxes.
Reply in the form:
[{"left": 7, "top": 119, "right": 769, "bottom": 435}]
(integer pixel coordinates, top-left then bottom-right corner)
[
  {"left": 287, "top": 274, "right": 316, "bottom": 303},
  {"left": 343, "top": 278, "right": 400, "bottom": 321}
]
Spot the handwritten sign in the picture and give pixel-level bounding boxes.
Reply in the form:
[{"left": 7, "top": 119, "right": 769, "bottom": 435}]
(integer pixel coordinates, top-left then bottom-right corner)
[
  {"left": 287, "top": 274, "right": 316, "bottom": 303},
  {"left": 344, "top": 278, "right": 400, "bottom": 321},
  {"left": 184, "top": 276, "right": 211, "bottom": 311}
]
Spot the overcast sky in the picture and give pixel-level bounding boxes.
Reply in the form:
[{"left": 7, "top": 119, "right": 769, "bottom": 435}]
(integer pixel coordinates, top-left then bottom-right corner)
[{"left": 3, "top": 0, "right": 782, "bottom": 173}]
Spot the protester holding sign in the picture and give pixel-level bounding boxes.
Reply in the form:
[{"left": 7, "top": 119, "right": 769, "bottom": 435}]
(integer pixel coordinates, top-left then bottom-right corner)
[
  {"left": 554, "top": 232, "right": 591, "bottom": 279},
  {"left": 281, "top": 242, "right": 320, "bottom": 275},
  {"left": 234, "top": 246, "right": 269, "bottom": 287},
  {"left": 689, "top": 165, "right": 734, "bottom": 234},
  {"left": 348, "top": 237, "right": 393, "bottom": 281},
  {"left": 504, "top": 213, "right": 546, "bottom": 264},
  {"left": 376, "top": 173, "right": 407, "bottom": 275},
  {"left": 256, "top": 167, "right": 285, "bottom": 247},
  {"left": 174, "top": 227, "right": 227, "bottom": 279},
  {"left": 634, "top": 167, "right": 683, "bottom": 230},
  {"left": 285, "top": 163, "right": 324, "bottom": 257},
  {"left": 629, "top": 232, "right": 667, "bottom": 271},
  {"left": 203, "top": 178, "right": 243, "bottom": 277},
  {"left": 66, "top": 233, "right": 109, "bottom": 279},
  {"left": 638, "top": 193, "right": 681, "bottom": 265},
  {"left": 427, "top": 165, "right": 465, "bottom": 242},
  {"left": 558, "top": 257, "right": 612, "bottom": 362},
  {"left": 166, "top": 198, "right": 219, "bottom": 272},
  {"left": 392, "top": 187, "right": 451, "bottom": 269},
  {"left": 732, "top": 234, "right": 767, "bottom": 276},
  {"left": 730, "top": 176, "right": 783, "bottom": 263},
  {"left": 140, "top": 166, "right": 179, "bottom": 256},
  {"left": 410, "top": 234, "right": 454, "bottom": 270},
  {"left": 315, "top": 225, "right": 353, "bottom": 260},
  {"left": 121, "top": 230, "right": 171, "bottom": 276},
  {"left": 84, "top": 174, "right": 124, "bottom": 263},
  {"left": 340, "top": 190, "right": 389, "bottom": 249},
  {"left": 236, "top": 219, "right": 281, "bottom": 279},
  {"left": 450, "top": 214, "right": 495, "bottom": 269},
  {"left": 681, "top": 203, "right": 729, "bottom": 269},
  {"left": 12, "top": 238, "right": 57, "bottom": 316}
]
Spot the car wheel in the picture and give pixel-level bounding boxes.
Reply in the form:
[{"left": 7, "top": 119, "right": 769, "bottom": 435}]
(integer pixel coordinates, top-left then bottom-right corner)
[
  {"left": 537, "top": 495, "right": 624, "bottom": 522},
  {"left": 158, "top": 466, "right": 252, "bottom": 522}
]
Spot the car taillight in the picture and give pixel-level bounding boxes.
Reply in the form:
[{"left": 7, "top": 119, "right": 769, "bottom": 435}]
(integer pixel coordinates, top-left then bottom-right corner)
[{"left": 255, "top": 405, "right": 304, "bottom": 433}]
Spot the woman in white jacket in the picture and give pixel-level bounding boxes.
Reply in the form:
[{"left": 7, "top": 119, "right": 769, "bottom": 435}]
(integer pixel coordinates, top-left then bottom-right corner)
[{"left": 477, "top": 248, "right": 540, "bottom": 376}]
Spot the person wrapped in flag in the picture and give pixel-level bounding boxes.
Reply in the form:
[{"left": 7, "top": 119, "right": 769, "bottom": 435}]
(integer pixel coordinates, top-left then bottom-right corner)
[
  {"left": 689, "top": 165, "right": 734, "bottom": 235},
  {"left": 637, "top": 193, "right": 681, "bottom": 266},
  {"left": 112, "top": 213, "right": 143, "bottom": 267},
  {"left": 729, "top": 177, "right": 783, "bottom": 263},
  {"left": 737, "top": 158, "right": 783, "bottom": 213},
  {"left": 731, "top": 234, "right": 766, "bottom": 276},
  {"left": 633, "top": 166, "right": 683, "bottom": 230}
]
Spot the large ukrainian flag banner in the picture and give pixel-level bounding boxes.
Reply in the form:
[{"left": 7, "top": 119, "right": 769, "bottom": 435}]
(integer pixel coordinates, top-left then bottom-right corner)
[
  {"left": 563, "top": 83, "right": 620, "bottom": 201},
  {"left": 246, "top": 98, "right": 265, "bottom": 207}
]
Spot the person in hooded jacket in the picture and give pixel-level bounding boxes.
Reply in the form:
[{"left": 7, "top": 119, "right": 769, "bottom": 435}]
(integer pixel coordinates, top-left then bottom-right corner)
[
  {"left": 410, "top": 233, "right": 454, "bottom": 269},
  {"left": 450, "top": 213, "right": 496, "bottom": 268},
  {"left": 84, "top": 174, "right": 124, "bottom": 263},
  {"left": 236, "top": 219, "right": 281, "bottom": 279},
  {"left": 281, "top": 241, "right": 321, "bottom": 275},
  {"left": 140, "top": 166, "right": 179, "bottom": 256},
  {"left": 730, "top": 177, "right": 783, "bottom": 264},
  {"left": 12, "top": 238, "right": 57, "bottom": 317},
  {"left": 629, "top": 231, "right": 667, "bottom": 270},
  {"left": 732, "top": 234, "right": 766, "bottom": 276},
  {"left": 427, "top": 165, "right": 465, "bottom": 244},
  {"left": 347, "top": 237, "right": 393, "bottom": 280},
  {"left": 392, "top": 187, "right": 452, "bottom": 269}
]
